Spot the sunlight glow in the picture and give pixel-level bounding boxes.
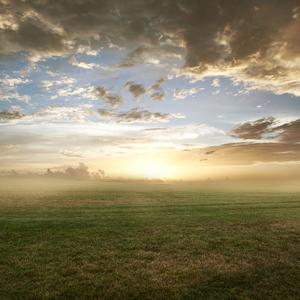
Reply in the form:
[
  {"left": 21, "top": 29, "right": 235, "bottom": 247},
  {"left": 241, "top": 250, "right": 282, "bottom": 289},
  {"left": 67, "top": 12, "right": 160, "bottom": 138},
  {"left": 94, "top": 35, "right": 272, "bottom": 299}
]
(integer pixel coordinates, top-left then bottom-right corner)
[{"left": 136, "top": 160, "right": 174, "bottom": 179}]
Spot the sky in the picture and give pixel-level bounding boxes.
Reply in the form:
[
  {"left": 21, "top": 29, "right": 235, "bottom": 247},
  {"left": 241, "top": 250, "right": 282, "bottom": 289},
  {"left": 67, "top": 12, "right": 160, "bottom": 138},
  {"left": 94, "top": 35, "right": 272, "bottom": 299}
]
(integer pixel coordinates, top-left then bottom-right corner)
[{"left": 0, "top": 0, "right": 300, "bottom": 181}]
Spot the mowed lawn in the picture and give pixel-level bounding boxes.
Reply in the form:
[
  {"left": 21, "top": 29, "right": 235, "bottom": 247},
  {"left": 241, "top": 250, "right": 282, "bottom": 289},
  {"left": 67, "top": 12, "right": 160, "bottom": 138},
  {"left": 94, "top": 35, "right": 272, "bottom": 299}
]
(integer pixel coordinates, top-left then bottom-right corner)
[{"left": 0, "top": 181, "right": 299, "bottom": 299}]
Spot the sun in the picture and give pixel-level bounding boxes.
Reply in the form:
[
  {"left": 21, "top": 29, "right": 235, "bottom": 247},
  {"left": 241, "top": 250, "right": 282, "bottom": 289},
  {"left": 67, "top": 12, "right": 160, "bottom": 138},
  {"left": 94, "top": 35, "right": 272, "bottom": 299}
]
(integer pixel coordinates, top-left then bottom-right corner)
[{"left": 137, "top": 160, "right": 173, "bottom": 179}]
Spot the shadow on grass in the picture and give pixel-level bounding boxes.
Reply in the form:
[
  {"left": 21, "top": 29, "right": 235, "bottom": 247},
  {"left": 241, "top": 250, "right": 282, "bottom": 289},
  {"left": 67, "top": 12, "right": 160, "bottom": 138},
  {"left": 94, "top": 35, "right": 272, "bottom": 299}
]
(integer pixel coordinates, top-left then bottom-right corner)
[{"left": 181, "top": 264, "right": 299, "bottom": 300}]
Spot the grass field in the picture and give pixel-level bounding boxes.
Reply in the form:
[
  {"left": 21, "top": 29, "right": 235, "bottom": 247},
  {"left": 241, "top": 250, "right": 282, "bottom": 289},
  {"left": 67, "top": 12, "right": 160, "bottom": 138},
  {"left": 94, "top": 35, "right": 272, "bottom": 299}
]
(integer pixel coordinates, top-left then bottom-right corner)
[{"left": 0, "top": 180, "right": 299, "bottom": 299}]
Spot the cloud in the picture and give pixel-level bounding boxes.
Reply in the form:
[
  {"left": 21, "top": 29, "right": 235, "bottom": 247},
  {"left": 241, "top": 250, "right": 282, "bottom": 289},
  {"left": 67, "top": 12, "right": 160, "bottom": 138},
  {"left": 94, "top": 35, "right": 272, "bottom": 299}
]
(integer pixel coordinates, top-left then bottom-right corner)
[
  {"left": 0, "top": 109, "right": 24, "bottom": 121},
  {"left": 0, "top": 12, "right": 66, "bottom": 59},
  {"left": 211, "top": 79, "right": 220, "bottom": 88},
  {"left": 51, "top": 85, "right": 96, "bottom": 100},
  {"left": 98, "top": 108, "right": 184, "bottom": 123},
  {"left": 1, "top": 1, "right": 300, "bottom": 96},
  {"left": 150, "top": 78, "right": 165, "bottom": 91},
  {"left": 46, "top": 163, "right": 105, "bottom": 179},
  {"left": 0, "top": 105, "right": 93, "bottom": 124},
  {"left": 61, "top": 149, "right": 83, "bottom": 158},
  {"left": 0, "top": 76, "right": 31, "bottom": 102},
  {"left": 119, "top": 45, "right": 182, "bottom": 67},
  {"left": 149, "top": 78, "right": 165, "bottom": 101},
  {"left": 195, "top": 142, "right": 300, "bottom": 166},
  {"left": 94, "top": 87, "right": 122, "bottom": 108},
  {"left": 125, "top": 81, "right": 145, "bottom": 99},
  {"left": 230, "top": 117, "right": 300, "bottom": 143},
  {"left": 273, "top": 119, "right": 300, "bottom": 143},
  {"left": 33, "top": 105, "right": 93, "bottom": 123},
  {"left": 69, "top": 56, "right": 100, "bottom": 69},
  {"left": 173, "top": 87, "right": 201, "bottom": 100},
  {"left": 143, "top": 124, "right": 225, "bottom": 141},
  {"left": 1, "top": 77, "right": 30, "bottom": 87},
  {"left": 76, "top": 45, "right": 99, "bottom": 56},
  {"left": 150, "top": 91, "right": 164, "bottom": 101},
  {"left": 41, "top": 76, "right": 76, "bottom": 91},
  {"left": 230, "top": 117, "right": 276, "bottom": 140}
]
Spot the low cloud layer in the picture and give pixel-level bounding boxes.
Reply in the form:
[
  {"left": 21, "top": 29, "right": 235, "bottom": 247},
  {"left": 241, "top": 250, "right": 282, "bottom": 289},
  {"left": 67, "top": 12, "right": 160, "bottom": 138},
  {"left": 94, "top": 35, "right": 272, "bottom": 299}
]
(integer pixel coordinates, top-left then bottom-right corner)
[
  {"left": 98, "top": 108, "right": 184, "bottom": 124},
  {"left": 46, "top": 163, "right": 105, "bottom": 179},
  {"left": 0, "top": 109, "right": 24, "bottom": 120},
  {"left": 230, "top": 117, "right": 300, "bottom": 143},
  {"left": 1, "top": 163, "right": 106, "bottom": 180},
  {"left": 195, "top": 142, "right": 300, "bottom": 166},
  {"left": 230, "top": 117, "right": 276, "bottom": 140},
  {"left": 0, "top": 105, "right": 93, "bottom": 124}
]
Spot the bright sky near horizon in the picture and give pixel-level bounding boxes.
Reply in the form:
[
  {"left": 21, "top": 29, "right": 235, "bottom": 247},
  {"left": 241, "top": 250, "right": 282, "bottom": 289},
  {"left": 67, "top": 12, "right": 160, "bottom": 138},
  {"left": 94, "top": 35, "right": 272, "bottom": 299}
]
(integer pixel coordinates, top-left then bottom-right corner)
[{"left": 0, "top": 0, "right": 300, "bottom": 180}]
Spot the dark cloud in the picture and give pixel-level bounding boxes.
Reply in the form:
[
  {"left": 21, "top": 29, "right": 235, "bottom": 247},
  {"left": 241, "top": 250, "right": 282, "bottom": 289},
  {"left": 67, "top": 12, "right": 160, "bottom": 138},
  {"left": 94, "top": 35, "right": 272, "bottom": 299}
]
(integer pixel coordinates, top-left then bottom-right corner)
[
  {"left": 205, "top": 150, "right": 215, "bottom": 155},
  {"left": 196, "top": 142, "right": 300, "bottom": 165},
  {"left": 230, "top": 117, "right": 276, "bottom": 140},
  {"left": 150, "top": 78, "right": 165, "bottom": 91},
  {"left": 94, "top": 87, "right": 122, "bottom": 108},
  {"left": 46, "top": 163, "right": 105, "bottom": 179},
  {"left": 2, "top": 1, "right": 298, "bottom": 94},
  {"left": 119, "top": 45, "right": 182, "bottom": 67},
  {"left": 125, "top": 81, "right": 145, "bottom": 99},
  {"left": 149, "top": 78, "right": 165, "bottom": 101},
  {"left": 275, "top": 119, "right": 300, "bottom": 143},
  {"left": 98, "top": 108, "right": 181, "bottom": 123},
  {"left": 0, "top": 110, "right": 24, "bottom": 120},
  {"left": 143, "top": 127, "right": 167, "bottom": 132},
  {"left": 6, "top": 20, "right": 65, "bottom": 55},
  {"left": 230, "top": 117, "right": 300, "bottom": 143},
  {"left": 150, "top": 90, "right": 164, "bottom": 101}
]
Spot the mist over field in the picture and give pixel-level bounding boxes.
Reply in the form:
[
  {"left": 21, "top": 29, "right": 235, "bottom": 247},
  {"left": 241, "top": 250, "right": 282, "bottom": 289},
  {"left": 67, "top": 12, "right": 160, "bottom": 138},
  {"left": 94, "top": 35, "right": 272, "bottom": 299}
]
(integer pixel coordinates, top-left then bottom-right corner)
[{"left": 1, "top": 175, "right": 300, "bottom": 199}]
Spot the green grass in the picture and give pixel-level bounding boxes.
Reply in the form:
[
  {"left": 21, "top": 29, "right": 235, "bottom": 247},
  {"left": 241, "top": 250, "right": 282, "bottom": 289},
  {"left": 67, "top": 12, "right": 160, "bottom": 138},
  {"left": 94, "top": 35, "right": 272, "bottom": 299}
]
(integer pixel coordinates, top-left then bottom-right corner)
[{"left": 0, "top": 181, "right": 299, "bottom": 299}]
